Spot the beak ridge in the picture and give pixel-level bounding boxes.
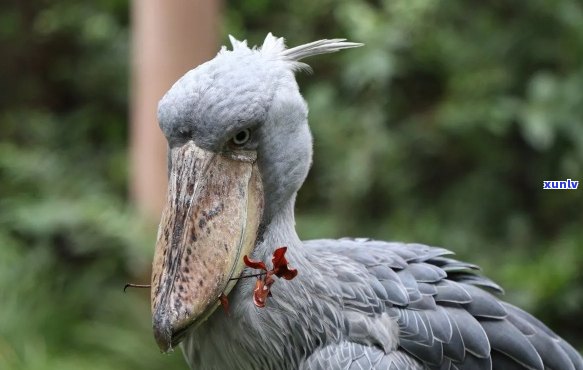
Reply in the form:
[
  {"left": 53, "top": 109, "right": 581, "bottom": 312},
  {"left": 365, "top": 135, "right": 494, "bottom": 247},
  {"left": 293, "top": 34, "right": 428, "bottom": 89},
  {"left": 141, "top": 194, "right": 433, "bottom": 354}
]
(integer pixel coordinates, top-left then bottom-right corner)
[{"left": 150, "top": 142, "right": 263, "bottom": 351}]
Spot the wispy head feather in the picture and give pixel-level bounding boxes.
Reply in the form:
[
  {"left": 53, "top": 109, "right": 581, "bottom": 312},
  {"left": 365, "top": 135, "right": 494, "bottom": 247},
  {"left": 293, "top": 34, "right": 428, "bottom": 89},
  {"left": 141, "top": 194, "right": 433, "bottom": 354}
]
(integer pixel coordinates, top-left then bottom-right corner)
[
  {"left": 226, "top": 33, "right": 363, "bottom": 73},
  {"left": 228, "top": 35, "right": 249, "bottom": 51}
]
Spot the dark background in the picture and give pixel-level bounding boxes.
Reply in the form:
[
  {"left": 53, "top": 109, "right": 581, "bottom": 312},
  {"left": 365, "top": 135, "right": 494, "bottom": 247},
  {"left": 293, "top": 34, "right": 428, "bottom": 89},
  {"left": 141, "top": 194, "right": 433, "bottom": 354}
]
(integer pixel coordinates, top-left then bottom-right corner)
[{"left": 1, "top": 0, "right": 582, "bottom": 368}]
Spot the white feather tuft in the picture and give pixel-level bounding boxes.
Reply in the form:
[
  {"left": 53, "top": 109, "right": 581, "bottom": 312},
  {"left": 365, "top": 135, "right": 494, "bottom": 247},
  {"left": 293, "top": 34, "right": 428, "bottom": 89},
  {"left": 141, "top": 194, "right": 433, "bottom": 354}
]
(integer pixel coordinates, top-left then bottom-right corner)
[
  {"left": 260, "top": 32, "right": 287, "bottom": 57},
  {"left": 277, "top": 36, "right": 363, "bottom": 73},
  {"left": 282, "top": 38, "right": 363, "bottom": 61},
  {"left": 220, "top": 33, "right": 363, "bottom": 73},
  {"left": 228, "top": 35, "right": 248, "bottom": 51}
]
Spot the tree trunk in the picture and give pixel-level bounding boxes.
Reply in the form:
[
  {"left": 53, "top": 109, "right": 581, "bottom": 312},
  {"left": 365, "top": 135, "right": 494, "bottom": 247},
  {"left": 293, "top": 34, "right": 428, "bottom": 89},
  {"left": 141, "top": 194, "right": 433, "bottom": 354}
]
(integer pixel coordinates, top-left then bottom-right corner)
[{"left": 130, "top": 0, "right": 221, "bottom": 220}]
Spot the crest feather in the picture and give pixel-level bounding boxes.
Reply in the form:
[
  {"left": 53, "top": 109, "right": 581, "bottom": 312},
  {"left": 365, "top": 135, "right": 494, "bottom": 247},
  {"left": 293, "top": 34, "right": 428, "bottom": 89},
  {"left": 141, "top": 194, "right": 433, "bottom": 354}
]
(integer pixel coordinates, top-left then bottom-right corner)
[
  {"left": 228, "top": 35, "right": 248, "bottom": 51},
  {"left": 260, "top": 33, "right": 362, "bottom": 72},
  {"left": 223, "top": 33, "right": 363, "bottom": 73},
  {"left": 261, "top": 32, "right": 286, "bottom": 56},
  {"left": 281, "top": 38, "right": 363, "bottom": 62}
]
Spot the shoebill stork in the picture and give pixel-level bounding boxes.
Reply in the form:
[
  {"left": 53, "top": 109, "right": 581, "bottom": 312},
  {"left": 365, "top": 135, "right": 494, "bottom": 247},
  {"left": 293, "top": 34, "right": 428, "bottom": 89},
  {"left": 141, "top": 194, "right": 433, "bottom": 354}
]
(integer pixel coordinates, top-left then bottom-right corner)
[{"left": 150, "top": 33, "right": 583, "bottom": 369}]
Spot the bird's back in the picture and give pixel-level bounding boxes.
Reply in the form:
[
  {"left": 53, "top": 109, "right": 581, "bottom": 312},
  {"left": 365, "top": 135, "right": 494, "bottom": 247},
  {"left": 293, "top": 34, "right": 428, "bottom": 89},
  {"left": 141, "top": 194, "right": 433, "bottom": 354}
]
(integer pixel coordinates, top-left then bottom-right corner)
[{"left": 302, "top": 238, "right": 583, "bottom": 370}]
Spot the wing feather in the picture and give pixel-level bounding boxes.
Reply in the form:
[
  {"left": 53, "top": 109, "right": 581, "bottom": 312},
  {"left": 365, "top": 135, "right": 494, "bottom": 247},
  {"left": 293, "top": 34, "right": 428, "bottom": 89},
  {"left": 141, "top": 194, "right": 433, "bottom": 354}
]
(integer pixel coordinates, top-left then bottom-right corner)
[
  {"left": 480, "top": 319, "right": 543, "bottom": 370},
  {"left": 434, "top": 280, "right": 472, "bottom": 304},
  {"left": 305, "top": 239, "right": 582, "bottom": 370}
]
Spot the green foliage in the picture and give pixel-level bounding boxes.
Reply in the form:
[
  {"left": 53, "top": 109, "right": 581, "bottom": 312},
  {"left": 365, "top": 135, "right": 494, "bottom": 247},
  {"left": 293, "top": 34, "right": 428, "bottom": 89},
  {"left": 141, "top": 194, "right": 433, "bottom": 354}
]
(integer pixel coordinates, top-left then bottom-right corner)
[
  {"left": 0, "top": 1, "right": 182, "bottom": 369},
  {"left": 1, "top": 0, "right": 582, "bottom": 368},
  {"left": 225, "top": 0, "right": 583, "bottom": 348}
]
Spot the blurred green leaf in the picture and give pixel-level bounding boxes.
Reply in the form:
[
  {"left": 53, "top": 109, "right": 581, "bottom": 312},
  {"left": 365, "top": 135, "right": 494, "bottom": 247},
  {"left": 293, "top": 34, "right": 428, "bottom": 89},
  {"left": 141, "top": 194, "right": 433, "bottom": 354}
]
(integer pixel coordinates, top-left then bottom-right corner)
[{"left": 1, "top": 0, "right": 582, "bottom": 368}]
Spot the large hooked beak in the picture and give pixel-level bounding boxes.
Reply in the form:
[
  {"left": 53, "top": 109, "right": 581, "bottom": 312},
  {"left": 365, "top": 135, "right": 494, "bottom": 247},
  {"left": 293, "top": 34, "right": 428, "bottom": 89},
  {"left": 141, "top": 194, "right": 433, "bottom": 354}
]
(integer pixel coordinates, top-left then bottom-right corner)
[{"left": 151, "top": 141, "right": 263, "bottom": 352}]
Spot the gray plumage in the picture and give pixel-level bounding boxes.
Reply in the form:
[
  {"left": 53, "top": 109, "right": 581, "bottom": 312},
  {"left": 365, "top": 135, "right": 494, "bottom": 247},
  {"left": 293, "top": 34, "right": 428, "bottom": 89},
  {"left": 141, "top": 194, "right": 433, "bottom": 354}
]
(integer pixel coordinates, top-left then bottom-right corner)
[{"left": 157, "top": 34, "right": 583, "bottom": 370}]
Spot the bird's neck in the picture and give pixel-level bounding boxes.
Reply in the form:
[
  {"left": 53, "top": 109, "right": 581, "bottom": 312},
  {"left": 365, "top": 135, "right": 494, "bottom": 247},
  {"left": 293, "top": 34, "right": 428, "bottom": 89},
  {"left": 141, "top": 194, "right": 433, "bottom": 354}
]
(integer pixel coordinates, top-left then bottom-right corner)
[{"left": 254, "top": 194, "right": 302, "bottom": 261}]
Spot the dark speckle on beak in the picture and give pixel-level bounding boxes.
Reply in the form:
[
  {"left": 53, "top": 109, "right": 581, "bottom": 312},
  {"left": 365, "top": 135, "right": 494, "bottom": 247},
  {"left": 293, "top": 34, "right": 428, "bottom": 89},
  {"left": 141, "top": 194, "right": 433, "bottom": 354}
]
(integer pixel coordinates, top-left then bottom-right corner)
[{"left": 150, "top": 142, "right": 263, "bottom": 352}]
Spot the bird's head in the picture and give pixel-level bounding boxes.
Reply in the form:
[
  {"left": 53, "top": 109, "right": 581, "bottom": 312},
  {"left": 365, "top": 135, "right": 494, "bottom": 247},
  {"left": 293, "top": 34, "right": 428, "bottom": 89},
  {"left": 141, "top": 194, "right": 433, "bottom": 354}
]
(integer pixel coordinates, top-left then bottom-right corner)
[{"left": 150, "top": 33, "right": 361, "bottom": 352}]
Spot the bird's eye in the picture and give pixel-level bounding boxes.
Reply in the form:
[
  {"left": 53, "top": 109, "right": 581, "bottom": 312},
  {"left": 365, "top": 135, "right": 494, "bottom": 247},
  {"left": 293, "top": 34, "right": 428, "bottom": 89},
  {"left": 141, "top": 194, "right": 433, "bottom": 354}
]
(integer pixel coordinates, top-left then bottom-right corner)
[{"left": 231, "top": 129, "right": 250, "bottom": 146}]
